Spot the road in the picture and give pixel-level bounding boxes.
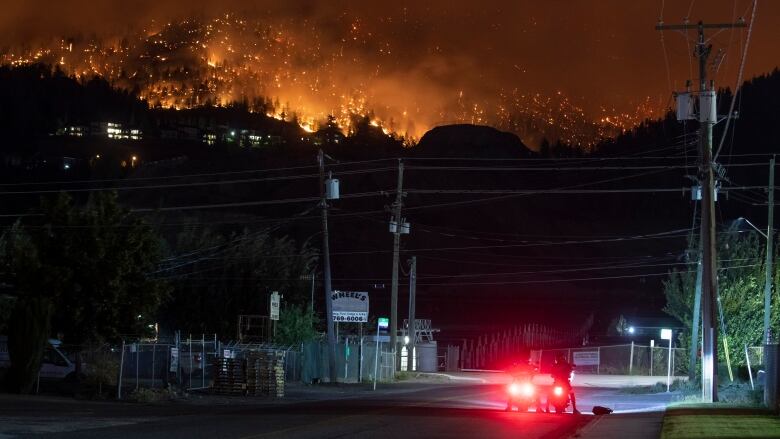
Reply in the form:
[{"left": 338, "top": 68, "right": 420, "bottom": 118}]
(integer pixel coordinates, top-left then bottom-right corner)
[{"left": 0, "top": 382, "right": 673, "bottom": 438}]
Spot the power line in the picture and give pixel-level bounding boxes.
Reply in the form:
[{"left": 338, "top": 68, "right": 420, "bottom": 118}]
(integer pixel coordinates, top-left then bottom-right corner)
[
  {"left": 0, "top": 167, "right": 395, "bottom": 195},
  {"left": 412, "top": 264, "right": 759, "bottom": 287},
  {"left": 405, "top": 185, "right": 770, "bottom": 196},
  {"left": 405, "top": 164, "right": 700, "bottom": 171},
  {"left": 715, "top": 0, "right": 758, "bottom": 160},
  {"left": 0, "top": 157, "right": 395, "bottom": 187}
]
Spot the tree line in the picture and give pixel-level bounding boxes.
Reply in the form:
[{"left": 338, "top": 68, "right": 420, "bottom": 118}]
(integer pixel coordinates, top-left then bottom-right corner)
[{"left": 0, "top": 192, "right": 319, "bottom": 393}]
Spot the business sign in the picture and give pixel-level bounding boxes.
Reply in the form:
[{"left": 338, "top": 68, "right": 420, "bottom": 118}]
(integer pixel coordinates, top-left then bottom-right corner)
[
  {"left": 660, "top": 329, "right": 673, "bottom": 340},
  {"left": 270, "top": 291, "right": 280, "bottom": 321},
  {"left": 573, "top": 351, "right": 600, "bottom": 367},
  {"left": 378, "top": 317, "right": 389, "bottom": 330},
  {"left": 332, "top": 290, "right": 369, "bottom": 322}
]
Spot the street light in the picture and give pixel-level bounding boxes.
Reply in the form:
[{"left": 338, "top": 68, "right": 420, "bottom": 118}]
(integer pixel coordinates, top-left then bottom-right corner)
[
  {"left": 628, "top": 326, "right": 635, "bottom": 335},
  {"left": 734, "top": 217, "right": 768, "bottom": 239}
]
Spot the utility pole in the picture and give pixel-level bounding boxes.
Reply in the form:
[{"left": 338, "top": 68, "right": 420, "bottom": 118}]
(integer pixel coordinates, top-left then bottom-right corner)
[
  {"left": 389, "top": 160, "right": 404, "bottom": 369},
  {"left": 656, "top": 19, "right": 746, "bottom": 403},
  {"left": 407, "top": 256, "right": 417, "bottom": 371},
  {"left": 765, "top": 157, "right": 776, "bottom": 344},
  {"left": 689, "top": 254, "right": 702, "bottom": 381},
  {"left": 318, "top": 149, "right": 337, "bottom": 384}
]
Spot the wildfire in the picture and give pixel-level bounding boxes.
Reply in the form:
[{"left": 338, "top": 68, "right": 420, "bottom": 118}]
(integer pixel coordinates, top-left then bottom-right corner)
[{"left": 0, "top": 15, "right": 661, "bottom": 147}]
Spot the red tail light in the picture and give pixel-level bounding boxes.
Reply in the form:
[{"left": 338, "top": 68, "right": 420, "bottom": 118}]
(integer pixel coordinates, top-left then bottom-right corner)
[
  {"left": 508, "top": 383, "right": 520, "bottom": 396},
  {"left": 521, "top": 382, "right": 535, "bottom": 397},
  {"left": 553, "top": 386, "right": 564, "bottom": 396}
]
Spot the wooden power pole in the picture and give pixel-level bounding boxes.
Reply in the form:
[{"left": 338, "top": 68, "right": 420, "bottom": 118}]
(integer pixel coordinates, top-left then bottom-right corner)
[
  {"left": 389, "top": 160, "right": 405, "bottom": 369},
  {"left": 656, "top": 19, "right": 746, "bottom": 403},
  {"left": 765, "top": 157, "right": 775, "bottom": 344},
  {"left": 318, "top": 149, "right": 337, "bottom": 384}
]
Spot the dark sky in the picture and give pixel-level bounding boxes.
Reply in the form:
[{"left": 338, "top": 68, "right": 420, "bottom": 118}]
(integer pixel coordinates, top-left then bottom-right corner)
[{"left": 2, "top": 1, "right": 778, "bottom": 140}]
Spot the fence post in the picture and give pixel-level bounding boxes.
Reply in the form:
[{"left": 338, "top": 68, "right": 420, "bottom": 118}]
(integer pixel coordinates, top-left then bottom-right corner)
[
  {"left": 188, "top": 334, "right": 192, "bottom": 390},
  {"left": 373, "top": 341, "right": 380, "bottom": 391},
  {"left": 650, "top": 345, "right": 654, "bottom": 376},
  {"left": 201, "top": 334, "right": 205, "bottom": 389},
  {"left": 344, "top": 338, "right": 349, "bottom": 381},
  {"left": 151, "top": 343, "right": 156, "bottom": 387},
  {"left": 629, "top": 341, "right": 634, "bottom": 375},
  {"left": 359, "top": 336, "right": 364, "bottom": 383},
  {"left": 597, "top": 346, "right": 600, "bottom": 375},
  {"left": 117, "top": 339, "right": 125, "bottom": 400},
  {"left": 135, "top": 343, "right": 139, "bottom": 390}
]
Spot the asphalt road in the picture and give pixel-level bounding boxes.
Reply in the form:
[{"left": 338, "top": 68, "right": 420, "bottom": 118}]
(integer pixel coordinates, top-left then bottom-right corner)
[{"left": 0, "top": 383, "right": 673, "bottom": 439}]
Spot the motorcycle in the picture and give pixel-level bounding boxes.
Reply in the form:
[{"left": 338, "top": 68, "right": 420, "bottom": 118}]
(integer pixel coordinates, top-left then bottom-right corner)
[
  {"left": 548, "top": 380, "right": 571, "bottom": 414},
  {"left": 505, "top": 379, "right": 537, "bottom": 412}
]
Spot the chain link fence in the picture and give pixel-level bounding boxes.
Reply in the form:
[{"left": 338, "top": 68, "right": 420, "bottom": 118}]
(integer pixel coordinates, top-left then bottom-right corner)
[
  {"left": 532, "top": 343, "right": 687, "bottom": 376},
  {"left": 301, "top": 339, "right": 395, "bottom": 384},
  {"left": 531, "top": 343, "right": 767, "bottom": 377}
]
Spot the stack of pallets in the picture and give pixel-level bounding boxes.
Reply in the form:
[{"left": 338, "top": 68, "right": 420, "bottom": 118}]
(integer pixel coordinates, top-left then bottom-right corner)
[
  {"left": 212, "top": 358, "right": 247, "bottom": 395},
  {"left": 246, "top": 351, "right": 286, "bottom": 397}
]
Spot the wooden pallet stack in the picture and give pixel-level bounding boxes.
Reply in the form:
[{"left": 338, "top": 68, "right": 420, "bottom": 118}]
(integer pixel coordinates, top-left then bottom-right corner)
[
  {"left": 246, "top": 351, "right": 286, "bottom": 397},
  {"left": 212, "top": 358, "right": 247, "bottom": 395}
]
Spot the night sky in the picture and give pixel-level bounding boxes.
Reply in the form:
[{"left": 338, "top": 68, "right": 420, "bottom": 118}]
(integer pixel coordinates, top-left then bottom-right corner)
[{"left": 2, "top": 1, "right": 778, "bottom": 145}]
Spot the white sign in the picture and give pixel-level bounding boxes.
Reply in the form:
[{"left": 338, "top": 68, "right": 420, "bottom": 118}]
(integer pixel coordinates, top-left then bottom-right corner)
[
  {"left": 334, "top": 312, "right": 369, "bottom": 323},
  {"left": 169, "top": 348, "right": 179, "bottom": 372},
  {"left": 660, "top": 329, "right": 672, "bottom": 340},
  {"left": 573, "top": 351, "right": 600, "bottom": 366},
  {"left": 332, "top": 290, "right": 369, "bottom": 322},
  {"left": 270, "top": 291, "right": 280, "bottom": 321}
]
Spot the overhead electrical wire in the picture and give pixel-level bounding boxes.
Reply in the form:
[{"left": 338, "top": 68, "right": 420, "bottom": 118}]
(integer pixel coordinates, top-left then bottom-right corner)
[
  {"left": 714, "top": 0, "right": 758, "bottom": 160},
  {"left": 0, "top": 157, "right": 395, "bottom": 187},
  {"left": 0, "top": 166, "right": 395, "bottom": 195}
]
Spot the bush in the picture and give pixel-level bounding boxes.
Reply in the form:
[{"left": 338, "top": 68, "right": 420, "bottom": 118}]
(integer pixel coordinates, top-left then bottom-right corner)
[
  {"left": 718, "top": 382, "right": 764, "bottom": 405},
  {"left": 81, "top": 349, "right": 119, "bottom": 397}
]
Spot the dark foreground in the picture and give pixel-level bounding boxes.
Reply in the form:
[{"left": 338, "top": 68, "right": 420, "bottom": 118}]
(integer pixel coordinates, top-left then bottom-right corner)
[{"left": 0, "top": 383, "right": 672, "bottom": 438}]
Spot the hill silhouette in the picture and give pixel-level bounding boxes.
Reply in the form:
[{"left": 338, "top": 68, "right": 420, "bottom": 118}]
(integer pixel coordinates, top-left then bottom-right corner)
[{"left": 415, "top": 124, "right": 534, "bottom": 158}]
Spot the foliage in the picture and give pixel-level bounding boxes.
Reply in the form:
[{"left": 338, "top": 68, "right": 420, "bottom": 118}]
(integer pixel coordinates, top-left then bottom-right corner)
[
  {"left": 663, "top": 231, "right": 780, "bottom": 366},
  {"left": 163, "top": 227, "right": 317, "bottom": 336},
  {"left": 6, "top": 297, "right": 53, "bottom": 393},
  {"left": 3, "top": 192, "right": 169, "bottom": 347},
  {"left": 82, "top": 348, "right": 119, "bottom": 397},
  {"left": 274, "top": 305, "right": 319, "bottom": 346},
  {"left": 127, "top": 387, "right": 175, "bottom": 403}
]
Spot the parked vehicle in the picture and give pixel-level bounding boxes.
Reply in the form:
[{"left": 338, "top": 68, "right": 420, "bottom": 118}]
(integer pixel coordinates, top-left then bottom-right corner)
[{"left": 0, "top": 336, "right": 76, "bottom": 380}]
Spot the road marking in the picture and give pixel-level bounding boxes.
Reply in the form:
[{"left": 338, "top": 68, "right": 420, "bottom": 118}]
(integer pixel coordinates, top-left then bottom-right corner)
[{"left": 238, "top": 387, "right": 499, "bottom": 439}]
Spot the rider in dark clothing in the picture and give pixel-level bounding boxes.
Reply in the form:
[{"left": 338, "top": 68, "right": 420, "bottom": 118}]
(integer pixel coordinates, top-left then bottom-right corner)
[{"left": 550, "top": 354, "right": 580, "bottom": 414}]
